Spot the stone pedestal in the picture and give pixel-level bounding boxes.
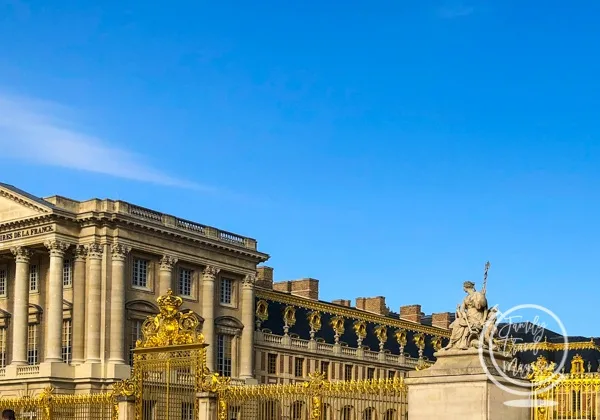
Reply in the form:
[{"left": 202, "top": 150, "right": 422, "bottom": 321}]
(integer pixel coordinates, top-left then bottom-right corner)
[
  {"left": 406, "top": 349, "right": 530, "bottom": 420},
  {"left": 197, "top": 392, "right": 218, "bottom": 420}
]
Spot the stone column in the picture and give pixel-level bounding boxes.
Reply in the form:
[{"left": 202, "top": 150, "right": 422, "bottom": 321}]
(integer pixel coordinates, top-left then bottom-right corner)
[
  {"left": 109, "top": 243, "right": 131, "bottom": 364},
  {"left": 158, "top": 255, "right": 178, "bottom": 296},
  {"left": 202, "top": 265, "right": 219, "bottom": 372},
  {"left": 85, "top": 243, "right": 103, "bottom": 363},
  {"left": 240, "top": 273, "right": 256, "bottom": 379},
  {"left": 71, "top": 245, "right": 87, "bottom": 364},
  {"left": 10, "top": 246, "right": 32, "bottom": 365},
  {"left": 44, "top": 240, "right": 70, "bottom": 362}
]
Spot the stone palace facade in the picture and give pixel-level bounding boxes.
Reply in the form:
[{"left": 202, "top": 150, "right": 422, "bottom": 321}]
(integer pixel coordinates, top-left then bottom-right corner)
[{"left": 0, "top": 183, "right": 596, "bottom": 397}]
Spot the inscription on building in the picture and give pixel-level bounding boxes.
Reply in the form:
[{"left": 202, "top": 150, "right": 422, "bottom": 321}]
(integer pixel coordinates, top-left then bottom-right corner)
[{"left": 0, "top": 225, "right": 54, "bottom": 242}]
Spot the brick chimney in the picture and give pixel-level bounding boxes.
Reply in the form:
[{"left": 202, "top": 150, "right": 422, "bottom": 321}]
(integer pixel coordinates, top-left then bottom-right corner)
[
  {"left": 273, "top": 278, "right": 319, "bottom": 300},
  {"left": 332, "top": 299, "right": 352, "bottom": 307},
  {"left": 431, "top": 312, "right": 451, "bottom": 329},
  {"left": 400, "top": 304, "right": 422, "bottom": 323},
  {"left": 356, "top": 296, "right": 388, "bottom": 315},
  {"left": 256, "top": 266, "right": 274, "bottom": 289}
]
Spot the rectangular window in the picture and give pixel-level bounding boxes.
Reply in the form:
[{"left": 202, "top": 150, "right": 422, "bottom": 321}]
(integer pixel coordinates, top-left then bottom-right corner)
[
  {"left": 132, "top": 258, "right": 149, "bottom": 288},
  {"left": 388, "top": 370, "right": 396, "bottom": 379},
  {"left": 129, "top": 320, "right": 143, "bottom": 366},
  {"left": 321, "top": 361, "right": 330, "bottom": 379},
  {"left": 62, "top": 320, "right": 72, "bottom": 363},
  {"left": 367, "top": 367, "right": 375, "bottom": 380},
  {"left": 0, "top": 267, "right": 6, "bottom": 296},
  {"left": 29, "top": 265, "right": 39, "bottom": 292},
  {"left": 220, "top": 278, "right": 233, "bottom": 304},
  {"left": 216, "top": 334, "right": 232, "bottom": 377},
  {"left": 178, "top": 268, "right": 193, "bottom": 297},
  {"left": 294, "top": 358, "right": 304, "bottom": 378},
  {"left": 181, "top": 402, "right": 194, "bottom": 420},
  {"left": 267, "top": 354, "right": 277, "bottom": 375},
  {"left": 0, "top": 327, "right": 6, "bottom": 368},
  {"left": 27, "top": 324, "right": 38, "bottom": 365},
  {"left": 63, "top": 259, "right": 73, "bottom": 287},
  {"left": 344, "top": 365, "right": 353, "bottom": 381}
]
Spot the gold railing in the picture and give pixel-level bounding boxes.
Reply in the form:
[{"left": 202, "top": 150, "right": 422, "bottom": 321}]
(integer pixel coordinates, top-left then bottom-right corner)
[
  {"left": 530, "top": 355, "right": 600, "bottom": 420},
  {"left": 0, "top": 386, "right": 117, "bottom": 420},
  {"left": 216, "top": 372, "right": 408, "bottom": 420}
]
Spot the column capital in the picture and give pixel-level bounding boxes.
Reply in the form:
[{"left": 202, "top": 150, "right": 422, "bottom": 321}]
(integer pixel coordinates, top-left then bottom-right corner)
[
  {"left": 10, "top": 246, "right": 33, "bottom": 263},
  {"left": 86, "top": 243, "right": 103, "bottom": 260},
  {"left": 159, "top": 255, "right": 178, "bottom": 271},
  {"left": 242, "top": 273, "right": 257, "bottom": 286},
  {"left": 112, "top": 243, "right": 132, "bottom": 262},
  {"left": 73, "top": 244, "right": 87, "bottom": 262},
  {"left": 203, "top": 265, "right": 220, "bottom": 278},
  {"left": 44, "top": 240, "right": 71, "bottom": 257}
]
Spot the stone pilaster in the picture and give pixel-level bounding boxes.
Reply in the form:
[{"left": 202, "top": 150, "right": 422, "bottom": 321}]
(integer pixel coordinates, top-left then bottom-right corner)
[
  {"left": 202, "top": 265, "right": 220, "bottom": 371},
  {"left": 240, "top": 273, "right": 256, "bottom": 379},
  {"left": 85, "top": 243, "right": 103, "bottom": 363},
  {"left": 158, "top": 255, "right": 178, "bottom": 296},
  {"left": 71, "top": 245, "right": 87, "bottom": 365},
  {"left": 9, "top": 246, "right": 33, "bottom": 365},
  {"left": 109, "top": 243, "right": 131, "bottom": 364},
  {"left": 44, "top": 240, "right": 70, "bottom": 362}
]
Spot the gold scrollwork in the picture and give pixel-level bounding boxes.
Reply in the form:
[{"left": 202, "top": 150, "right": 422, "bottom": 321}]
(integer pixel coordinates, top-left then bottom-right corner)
[
  {"left": 136, "top": 289, "right": 205, "bottom": 348},
  {"left": 431, "top": 336, "right": 443, "bottom": 351},
  {"left": 331, "top": 316, "right": 345, "bottom": 336},
  {"left": 283, "top": 305, "right": 297, "bottom": 327},
  {"left": 395, "top": 328, "right": 407, "bottom": 347},
  {"left": 413, "top": 332, "right": 425, "bottom": 350},
  {"left": 307, "top": 311, "right": 322, "bottom": 332},
  {"left": 256, "top": 299, "right": 269, "bottom": 322},
  {"left": 374, "top": 325, "right": 388, "bottom": 344},
  {"left": 353, "top": 320, "right": 367, "bottom": 340}
]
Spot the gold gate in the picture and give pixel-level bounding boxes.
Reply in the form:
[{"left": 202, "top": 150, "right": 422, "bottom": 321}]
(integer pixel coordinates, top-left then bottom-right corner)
[
  {"left": 530, "top": 355, "right": 600, "bottom": 420},
  {"left": 216, "top": 373, "right": 408, "bottom": 420},
  {"left": 114, "top": 289, "right": 209, "bottom": 420}
]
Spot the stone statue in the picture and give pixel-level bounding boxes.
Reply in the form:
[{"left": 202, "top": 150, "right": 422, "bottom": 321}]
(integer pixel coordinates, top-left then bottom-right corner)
[{"left": 441, "top": 280, "right": 498, "bottom": 351}]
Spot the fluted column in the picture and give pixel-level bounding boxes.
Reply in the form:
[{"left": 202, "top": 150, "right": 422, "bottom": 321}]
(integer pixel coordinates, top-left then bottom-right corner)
[
  {"left": 44, "top": 240, "right": 70, "bottom": 362},
  {"left": 240, "top": 273, "right": 256, "bottom": 379},
  {"left": 202, "top": 265, "right": 219, "bottom": 372},
  {"left": 71, "top": 245, "right": 87, "bottom": 365},
  {"left": 158, "top": 255, "right": 178, "bottom": 296},
  {"left": 85, "top": 243, "right": 103, "bottom": 363},
  {"left": 10, "top": 246, "right": 32, "bottom": 365},
  {"left": 109, "top": 243, "right": 131, "bottom": 364}
]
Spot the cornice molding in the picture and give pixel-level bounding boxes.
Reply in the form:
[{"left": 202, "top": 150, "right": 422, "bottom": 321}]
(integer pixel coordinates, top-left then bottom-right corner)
[
  {"left": 77, "top": 214, "right": 269, "bottom": 262},
  {"left": 256, "top": 289, "right": 451, "bottom": 338},
  {"left": 514, "top": 339, "right": 598, "bottom": 352}
]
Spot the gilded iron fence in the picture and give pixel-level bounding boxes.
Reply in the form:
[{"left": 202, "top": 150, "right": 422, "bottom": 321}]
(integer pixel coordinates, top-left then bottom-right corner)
[
  {"left": 132, "top": 345, "right": 204, "bottom": 420},
  {"left": 217, "top": 373, "right": 408, "bottom": 420},
  {"left": 530, "top": 355, "right": 600, "bottom": 420},
  {"left": 0, "top": 386, "right": 117, "bottom": 420}
]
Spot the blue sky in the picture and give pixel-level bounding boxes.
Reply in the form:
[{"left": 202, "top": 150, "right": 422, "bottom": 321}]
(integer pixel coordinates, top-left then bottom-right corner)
[{"left": 1, "top": 0, "right": 599, "bottom": 336}]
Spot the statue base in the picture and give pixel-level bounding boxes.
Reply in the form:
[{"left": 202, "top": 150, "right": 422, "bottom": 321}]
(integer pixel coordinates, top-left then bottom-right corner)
[{"left": 406, "top": 349, "right": 530, "bottom": 420}]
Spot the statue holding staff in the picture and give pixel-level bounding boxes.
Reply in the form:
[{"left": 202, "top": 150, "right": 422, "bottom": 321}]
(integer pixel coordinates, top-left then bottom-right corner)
[{"left": 442, "top": 262, "right": 497, "bottom": 351}]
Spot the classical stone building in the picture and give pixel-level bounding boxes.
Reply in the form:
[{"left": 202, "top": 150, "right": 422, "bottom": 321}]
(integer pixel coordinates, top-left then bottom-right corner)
[
  {"left": 0, "top": 183, "right": 596, "bottom": 398},
  {"left": 0, "top": 183, "right": 268, "bottom": 394}
]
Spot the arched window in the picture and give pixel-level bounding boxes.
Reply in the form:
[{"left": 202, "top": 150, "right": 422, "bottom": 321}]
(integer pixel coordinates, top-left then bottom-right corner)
[
  {"left": 321, "top": 403, "right": 331, "bottom": 420},
  {"left": 290, "top": 400, "right": 305, "bottom": 420},
  {"left": 341, "top": 405, "right": 354, "bottom": 420},
  {"left": 363, "top": 407, "right": 376, "bottom": 420},
  {"left": 260, "top": 400, "right": 281, "bottom": 420},
  {"left": 215, "top": 316, "right": 243, "bottom": 378},
  {"left": 384, "top": 408, "right": 397, "bottom": 420}
]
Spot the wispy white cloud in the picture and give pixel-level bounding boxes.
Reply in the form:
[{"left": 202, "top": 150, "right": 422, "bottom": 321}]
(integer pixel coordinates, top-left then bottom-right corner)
[
  {"left": 0, "top": 92, "right": 210, "bottom": 191},
  {"left": 438, "top": 4, "right": 474, "bottom": 19}
]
